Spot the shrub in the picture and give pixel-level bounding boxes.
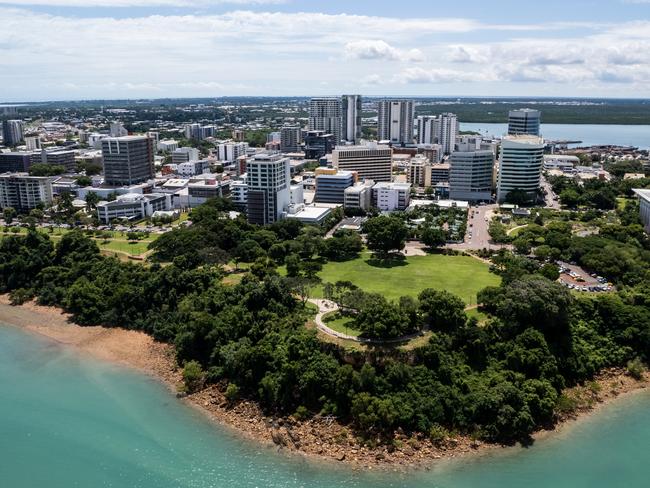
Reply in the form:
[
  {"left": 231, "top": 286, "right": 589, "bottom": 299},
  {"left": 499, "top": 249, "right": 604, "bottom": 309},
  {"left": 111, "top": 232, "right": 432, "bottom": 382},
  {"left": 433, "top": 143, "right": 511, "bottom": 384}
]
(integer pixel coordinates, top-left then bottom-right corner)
[
  {"left": 293, "top": 405, "right": 310, "bottom": 421},
  {"left": 224, "top": 382, "right": 240, "bottom": 403},
  {"left": 9, "top": 288, "right": 33, "bottom": 305},
  {"left": 429, "top": 424, "right": 450, "bottom": 446},
  {"left": 627, "top": 358, "right": 646, "bottom": 380},
  {"left": 182, "top": 360, "right": 205, "bottom": 393}
]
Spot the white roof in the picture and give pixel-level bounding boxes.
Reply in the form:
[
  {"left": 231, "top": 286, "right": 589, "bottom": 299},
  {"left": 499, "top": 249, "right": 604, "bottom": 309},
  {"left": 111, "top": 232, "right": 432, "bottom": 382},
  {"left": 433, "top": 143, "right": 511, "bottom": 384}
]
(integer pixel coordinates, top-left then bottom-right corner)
[{"left": 633, "top": 189, "right": 650, "bottom": 202}]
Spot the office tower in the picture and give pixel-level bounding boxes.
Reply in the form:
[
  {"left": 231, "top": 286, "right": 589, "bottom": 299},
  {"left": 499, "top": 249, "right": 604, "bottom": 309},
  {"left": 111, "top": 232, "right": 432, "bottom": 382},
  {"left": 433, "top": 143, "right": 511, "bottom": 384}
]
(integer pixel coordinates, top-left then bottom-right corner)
[
  {"left": 0, "top": 152, "right": 32, "bottom": 173},
  {"left": 496, "top": 135, "right": 544, "bottom": 203},
  {"left": 314, "top": 169, "right": 356, "bottom": 203},
  {"left": 171, "top": 147, "right": 200, "bottom": 164},
  {"left": 110, "top": 122, "right": 128, "bottom": 137},
  {"left": 416, "top": 116, "right": 437, "bottom": 145},
  {"left": 2, "top": 120, "right": 24, "bottom": 147},
  {"left": 332, "top": 142, "right": 392, "bottom": 182},
  {"left": 342, "top": 95, "right": 362, "bottom": 144},
  {"left": 450, "top": 137, "right": 495, "bottom": 202},
  {"left": 246, "top": 153, "right": 291, "bottom": 225},
  {"left": 101, "top": 136, "right": 154, "bottom": 186},
  {"left": 377, "top": 99, "right": 414, "bottom": 145},
  {"left": 437, "top": 113, "right": 458, "bottom": 155},
  {"left": 508, "top": 109, "right": 541, "bottom": 136},
  {"left": 407, "top": 156, "right": 432, "bottom": 188},
  {"left": 0, "top": 174, "right": 53, "bottom": 211},
  {"left": 303, "top": 130, "right": 335, "bottom": 159},
  {"left": 309, "top": 98, "right": 342, "bottom": 143},
  {"left": 280, "top": 126, "right": 303, "bottom": 153}
]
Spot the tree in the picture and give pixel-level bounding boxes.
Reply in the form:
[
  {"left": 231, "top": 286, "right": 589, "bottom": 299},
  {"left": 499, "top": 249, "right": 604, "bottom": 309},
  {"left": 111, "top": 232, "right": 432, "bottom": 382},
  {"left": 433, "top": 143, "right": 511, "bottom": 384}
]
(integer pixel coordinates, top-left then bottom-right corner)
[
  {"left": 85, "top": 191, "right": 100, "bottom": 211},
  {"left": 28, "top": 163, "right": 65, "bottom": 177},
  {"left": 234, "top": 239, "right": 265, "bottom": 263},
  {"left": 421, "top": 226, "right": 447, "bottom": 249},
  {"left": 488, "top": 220, "right": 510, "bottom": 244},
  {"left": 505, "top": 188, "right": 532, "bottom": 206},
  {"left": 75, "top": 176, "right": 92, "bottom": 187},
  {"left": 285, "top": 254, "right": 301, "bottom": 277},
  {"left": 560, "top": 188, "right": 581, "bottom": 208},
  {"left": 3, "top": 207, "right": 16, "bottom": 224},
  {"left": 418, "top": 289, "right": 466, "bottom": 332},
  {"left": 363, "top": 216, "right": 408, "bottom": 256}
]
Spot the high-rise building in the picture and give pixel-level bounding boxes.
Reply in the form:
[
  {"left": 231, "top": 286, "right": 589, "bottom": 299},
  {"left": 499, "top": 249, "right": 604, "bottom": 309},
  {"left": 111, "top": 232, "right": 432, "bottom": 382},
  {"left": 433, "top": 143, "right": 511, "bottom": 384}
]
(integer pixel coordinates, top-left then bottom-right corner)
[
  {"left": 25, "top": 136, "right": 41, "bottom": 151},
  {"left": 437, "top": 113, "right": 458, "bottom": 155},
  {"left": 450, "top": 137, "right": 495, "bottom": 202},
  {"left": 332, "top": 143, "right": 393, "bottom": 182},
  {"left": 508, "top": 109, "right": 541, "bottom": 136},
  {"left": 280, "top": 126, "right": 303, "bottom": 153},
  {"left": 407, "top": 156, "right": 432, "bottom": 188},
  {"left": 303, "top": 130, "right": 335, "bottom": 159},
  {"left": 496, "top": 135, "right": 545, "bottom": 203},
  {"left": 184, "top": 124, "right": 215, "bottom": 141},
  {"left": 101, "top": 136, "right": 154, "bottom": 186},
  {"left": 309, "top": 98, "right": 342, "bottom": 143},
  {"left": 0, "top": 173, "right": 53, "bottom": 211},
  {"left": 342, "top": 95, "right": 362, "bottom": 144},
  {"left": 34, "top": 149, "right": 76, "bottom": 172},
  {"left": 416, "top": 116, "right": 437, "bottom": 145},
  {"left": 377, "top": 100, "right": 414, "bottom": 145},
  {"left": 2, "top": 120, "right": 24, "bottom": 147},
  {"left": 246, "top": 153, "right": 291, "bottom": 225}
]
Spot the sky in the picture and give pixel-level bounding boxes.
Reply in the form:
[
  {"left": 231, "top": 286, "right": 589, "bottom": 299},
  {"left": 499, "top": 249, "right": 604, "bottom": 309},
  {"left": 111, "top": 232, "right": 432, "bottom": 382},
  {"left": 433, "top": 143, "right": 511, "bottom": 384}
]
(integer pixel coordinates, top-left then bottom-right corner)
[{"left": 2, "top": 0, "right": 650, "bottom": 101}]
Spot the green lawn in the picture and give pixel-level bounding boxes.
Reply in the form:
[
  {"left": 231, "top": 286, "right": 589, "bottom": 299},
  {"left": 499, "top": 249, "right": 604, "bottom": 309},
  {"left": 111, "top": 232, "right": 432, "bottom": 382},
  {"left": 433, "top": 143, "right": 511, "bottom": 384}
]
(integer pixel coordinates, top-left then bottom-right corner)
[
  {"left": 315, "top": 252, "right": 500, "bottom": 305},
  {"left": 322, "top": 311, "right": 362, "bottom": 337}
]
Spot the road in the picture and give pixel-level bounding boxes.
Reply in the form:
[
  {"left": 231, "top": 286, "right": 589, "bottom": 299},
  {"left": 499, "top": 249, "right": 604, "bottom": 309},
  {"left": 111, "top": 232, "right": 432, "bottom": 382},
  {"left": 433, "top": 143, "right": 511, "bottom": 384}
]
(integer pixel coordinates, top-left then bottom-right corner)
[
  {"left": 447, "top": 204, "right": 508, "bottom": 251},
  {"left": 541, "top": 176, "right": 561, "bottom": 210}
]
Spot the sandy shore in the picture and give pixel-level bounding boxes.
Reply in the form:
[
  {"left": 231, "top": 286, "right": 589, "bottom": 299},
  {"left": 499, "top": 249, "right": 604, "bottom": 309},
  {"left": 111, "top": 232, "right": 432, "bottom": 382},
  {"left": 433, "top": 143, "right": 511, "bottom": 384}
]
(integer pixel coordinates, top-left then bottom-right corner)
[{"left": 1, "top": 295, "right": 648, "bottom": 470}]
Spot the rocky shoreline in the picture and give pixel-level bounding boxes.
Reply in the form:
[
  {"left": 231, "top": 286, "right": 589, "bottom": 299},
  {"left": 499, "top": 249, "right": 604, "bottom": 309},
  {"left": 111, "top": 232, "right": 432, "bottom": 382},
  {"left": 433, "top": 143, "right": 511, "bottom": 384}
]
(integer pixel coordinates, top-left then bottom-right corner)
[{"left": 1, "top": 296, "right": 648, "bottom": 470}]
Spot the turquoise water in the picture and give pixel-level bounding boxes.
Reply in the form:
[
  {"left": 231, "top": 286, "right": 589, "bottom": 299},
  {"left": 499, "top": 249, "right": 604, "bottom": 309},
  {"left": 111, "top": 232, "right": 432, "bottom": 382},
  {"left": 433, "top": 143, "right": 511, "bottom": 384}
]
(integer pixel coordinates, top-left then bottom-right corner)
[
  {"left": 461, "top": 123, "right": 650, "bottom": 149},
  {"left": 2, "top": 324, "right": 650, "bottom": 488}
]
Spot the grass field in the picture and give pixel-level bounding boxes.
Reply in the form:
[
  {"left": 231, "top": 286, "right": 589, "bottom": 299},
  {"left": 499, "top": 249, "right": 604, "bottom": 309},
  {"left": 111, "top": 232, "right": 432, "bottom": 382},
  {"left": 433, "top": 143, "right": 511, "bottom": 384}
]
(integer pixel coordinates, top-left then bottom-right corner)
[
  {"left": 322, "top": 311, "right": 362, "bottom": 337},
  {"left": 314, "top": 252, "right": 500, "bottom": 304},
  {"left": 1, "top": 227, "right": 158, "bottom": 256}
]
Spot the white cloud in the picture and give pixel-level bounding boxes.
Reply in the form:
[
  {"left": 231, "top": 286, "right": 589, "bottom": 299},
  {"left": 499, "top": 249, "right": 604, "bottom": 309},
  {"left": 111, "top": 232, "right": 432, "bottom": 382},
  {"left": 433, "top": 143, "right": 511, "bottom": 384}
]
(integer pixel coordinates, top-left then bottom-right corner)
[
  {"left": 1, "top": 7, "right": 650, "bottom": 99},
  {"left": 344, "top": 40, "right": 424, "bottom": 62},
  {"left": 0, "top": 0, "right": 285, "bottom": 6}
]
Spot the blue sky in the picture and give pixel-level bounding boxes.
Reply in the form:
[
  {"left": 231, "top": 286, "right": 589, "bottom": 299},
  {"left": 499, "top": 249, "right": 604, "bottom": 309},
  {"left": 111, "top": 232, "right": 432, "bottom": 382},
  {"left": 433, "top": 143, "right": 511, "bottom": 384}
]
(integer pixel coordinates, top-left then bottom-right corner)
[{"left": 1, "top": 0, "right": 650, "bottom": 101}]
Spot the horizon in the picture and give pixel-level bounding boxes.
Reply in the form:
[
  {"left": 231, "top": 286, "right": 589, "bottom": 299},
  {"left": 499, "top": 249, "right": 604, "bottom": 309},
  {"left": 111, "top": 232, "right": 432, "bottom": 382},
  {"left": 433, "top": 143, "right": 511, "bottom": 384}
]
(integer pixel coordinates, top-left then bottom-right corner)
[{"left": 2, "top": 0, "right": 650, "bottom": 100}]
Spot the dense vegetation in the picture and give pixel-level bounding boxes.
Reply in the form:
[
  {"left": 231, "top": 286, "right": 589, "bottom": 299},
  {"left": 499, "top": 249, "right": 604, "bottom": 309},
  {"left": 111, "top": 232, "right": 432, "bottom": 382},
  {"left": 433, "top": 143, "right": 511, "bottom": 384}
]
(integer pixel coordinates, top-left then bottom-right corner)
[{"left": 1, "top": 196, "right": 649, "bottom": 448}]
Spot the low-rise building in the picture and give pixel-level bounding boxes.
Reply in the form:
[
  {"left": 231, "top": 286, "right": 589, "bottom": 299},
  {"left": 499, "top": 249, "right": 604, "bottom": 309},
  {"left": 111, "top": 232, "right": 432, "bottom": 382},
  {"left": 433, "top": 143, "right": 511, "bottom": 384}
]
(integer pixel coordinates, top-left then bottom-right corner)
[
  {"left": 372, "top": 182, "right": 411, "bottom": 211},
  {"left": 171, "top": 147, "right": 200, "bottom": 164},
  {"left": 96, "top": 193, "right": 171, "bottom": 223},
  {"left": 230, "top": 180, "right": 248, "bottom": 210},
  {"left": 633, "top": 188, "right": 650, "bottom": 232},
  {"left": 0, "top": 152, "right": 31, "bottom": 173},
  {"left": 157, "top": 140, "right": 179, "bottom": 152},
  {"left": 176, "top": 160, "right": 210, "bottom": 177},
  {"left": 286, "top": 204, "right": 332, "bottom": 225},
  {"left": 314, "top": 169, "right": 356, "bottom": 204},
  {"left": 344, "top": 181, "right": 373, "bottom": 211}
]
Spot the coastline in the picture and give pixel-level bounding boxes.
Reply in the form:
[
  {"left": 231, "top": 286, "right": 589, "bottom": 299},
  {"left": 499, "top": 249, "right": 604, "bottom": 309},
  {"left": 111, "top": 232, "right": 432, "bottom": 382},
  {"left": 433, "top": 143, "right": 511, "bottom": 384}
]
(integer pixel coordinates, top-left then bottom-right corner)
[{"left": 1, "top": 295, "right": 648, "bottom": 470}]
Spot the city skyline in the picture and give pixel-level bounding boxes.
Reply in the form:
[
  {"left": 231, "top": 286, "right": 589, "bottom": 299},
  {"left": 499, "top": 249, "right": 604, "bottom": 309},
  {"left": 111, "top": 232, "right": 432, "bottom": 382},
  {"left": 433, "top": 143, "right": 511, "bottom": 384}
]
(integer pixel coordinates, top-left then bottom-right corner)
[{"left": 2, "top": 0, "right": 650, "bottom": 101}]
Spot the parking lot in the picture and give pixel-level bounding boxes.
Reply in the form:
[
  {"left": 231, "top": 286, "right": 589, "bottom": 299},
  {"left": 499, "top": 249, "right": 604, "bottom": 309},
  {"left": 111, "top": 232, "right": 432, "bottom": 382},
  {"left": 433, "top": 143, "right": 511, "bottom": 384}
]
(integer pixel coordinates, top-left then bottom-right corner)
[{"left": 558, "top": 261, "right": 613, "bottom": 292}]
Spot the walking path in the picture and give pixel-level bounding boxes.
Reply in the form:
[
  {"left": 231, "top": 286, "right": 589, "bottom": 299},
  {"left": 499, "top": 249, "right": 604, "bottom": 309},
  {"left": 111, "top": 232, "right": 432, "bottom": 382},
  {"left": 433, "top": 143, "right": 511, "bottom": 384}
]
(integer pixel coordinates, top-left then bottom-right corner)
[{"left": 308, "top": 299, "right": 424, "bottom": 345}]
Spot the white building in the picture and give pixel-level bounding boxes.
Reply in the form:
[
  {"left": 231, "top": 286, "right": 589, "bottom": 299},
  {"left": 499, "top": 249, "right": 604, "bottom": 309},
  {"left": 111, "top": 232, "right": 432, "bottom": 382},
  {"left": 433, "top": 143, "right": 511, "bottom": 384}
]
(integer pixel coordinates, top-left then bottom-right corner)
[
  {"left": 176, "top": 160, "right": 210, "bottom": 177},
  {"left": 450, "top": 137, "right": 495, "bottom": 202},
  {"left": 96, "top": 193, "right": 171, "bottom": 223},
  {"left": 372, "top": 182, "right": 411, "bottom": 211},
  {"left": 217, "top": 142, "right": 248, "bottom": 162},
  {"left": 633, "top": 188, "right": 650, "bottom": 232},
  {"left": 416, "top": 116, "right": 437, "bottom": 145},
  {"left": 157, "top": 140, "right": 179, "bottom": 152},
  {"left": 436, "top": 113, "right": 458, "bottom": 155},
  {"left": 0, "top": 173, "right": 53, "bottom": 211},
  {"left": 230, "top": 180, "right": 248, "bottom": 210},
  {"left": 377, "top": 99, "right": 414, "bottom": 145},
  {"left": 246, "top": 153, "right": 291, "bottom": 224},
  {"left": 171, "top": 147, "right": 200, "bottom": 164},
  {"left": 109, "top": 122, "right": 128, "bottom": 137},
  {"left": 496, "top": 135, "right": 545, "bottom": 203},
  {"left": 309, "top": 98, "right": 342, "bottom": 143},
  {"left": 342, "top": 95, "right": 362, "bottom": 144},
  {"left": 344, "top": 181, "right": 373, "bottom": 211},
  {"left": 407, "top": 156, "right": 432, "bottom": 188},
  {"left": 25, "top": 136, "right": 41, "bottom": 151},
  {"left": 543, "top": 155, "right": 580, "bottom": 172},
  {"left": 332, "top": 143, "right": 393, "bottom": 182}
]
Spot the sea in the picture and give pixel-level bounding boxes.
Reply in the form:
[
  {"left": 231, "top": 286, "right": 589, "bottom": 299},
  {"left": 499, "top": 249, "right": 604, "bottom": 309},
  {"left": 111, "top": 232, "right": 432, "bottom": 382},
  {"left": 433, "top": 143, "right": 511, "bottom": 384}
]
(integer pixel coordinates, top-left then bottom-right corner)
[
  {"left": 460, "top": 123, "right": 650, "bottom": 149},
  {"left": 2, "top": 324, "right": 650, "bottom": 488}
]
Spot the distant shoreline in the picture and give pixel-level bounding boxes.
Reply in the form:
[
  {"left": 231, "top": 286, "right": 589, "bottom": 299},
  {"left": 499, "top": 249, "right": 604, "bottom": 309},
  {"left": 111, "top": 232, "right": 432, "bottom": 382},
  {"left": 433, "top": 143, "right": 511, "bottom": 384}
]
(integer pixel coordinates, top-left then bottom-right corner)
[{"left": 1, "top": 295, "right": 648, "bottom": 470}]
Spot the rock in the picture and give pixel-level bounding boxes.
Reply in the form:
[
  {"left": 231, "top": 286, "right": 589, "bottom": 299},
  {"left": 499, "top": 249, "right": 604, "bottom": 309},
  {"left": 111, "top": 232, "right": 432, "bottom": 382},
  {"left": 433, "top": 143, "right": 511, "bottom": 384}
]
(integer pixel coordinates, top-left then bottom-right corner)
[
  {"left": 286, "top": 428, "right": 301, "bottom": 445},
  {"left": 335, "top": 452, "right": 346, "bottom": 461},
  {"left": 176, "top": 392, "right": 187, "bottom": 399},
  {"left": 375, "top": 452, "right": 385, "bottom": 461},
  {"left": 271, "top": 430, "right": 287, "bottom": 446},
  {"left": 470, "top": 440, "right": 481, "bottom": 449},
  {"left": 387, "top": 444, "right": 396, "bottom": 453}
]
